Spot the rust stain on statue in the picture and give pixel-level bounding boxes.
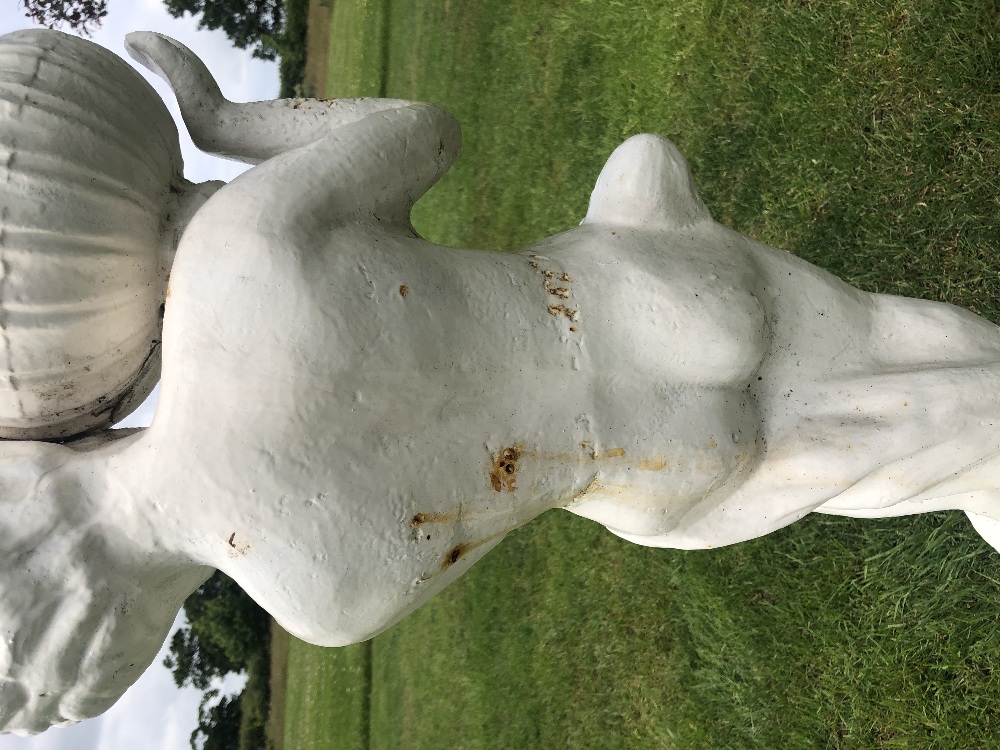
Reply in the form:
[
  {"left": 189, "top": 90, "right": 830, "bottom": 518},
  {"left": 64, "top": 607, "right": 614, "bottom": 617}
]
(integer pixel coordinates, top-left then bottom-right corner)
[
  {"left": 485, "top": 443, "right": 672, "bottom": 487},
  {"left": 595, "top": 447, "right": 626, "bottom": 459},
  {"left": 516, "top": 440, "right": 670, "bottom": 470},
  {"left": 518, "top": 444, "right": 639, "bottom": 464},
  {"left": 638, "top": 457, "right": 670, "bottom": 471},
  {"left": 591, "top": 481, "right": 642, "bottom": 496},
  {"left": 547, "top": 303, "right": 580, "bottom": 321},
  {"left": 489, "top": 446, "right": 521, "bottom": 492},
  {"left": 413, "top": 529, "right": 516, "bottom": 581},
  {"left": 440, "top": 528, "right": 509, "bottom": 571},
  {"left": 399, "top": 284, "right": 410, "bottom": 298},
  {"left": 410, "top": 511, "right": 455, "bottom": 527},
  {"left": 444, "top": 543, "right": 466, "bottom": 566},
  {"left": 572, "top": 479, "right": 642, "bottom": 500}
]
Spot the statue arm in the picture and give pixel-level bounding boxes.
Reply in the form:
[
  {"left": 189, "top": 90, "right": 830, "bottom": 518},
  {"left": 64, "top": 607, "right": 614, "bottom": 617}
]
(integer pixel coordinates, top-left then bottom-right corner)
[
  {"left": 124, "top": 32, "right": 419, "bottom": 165},
  {"left": 184, "top": 101, "right": 461, "bottom": 239},
  {"left": 0, "top": 436, "right": 212, "bottom": 733}
]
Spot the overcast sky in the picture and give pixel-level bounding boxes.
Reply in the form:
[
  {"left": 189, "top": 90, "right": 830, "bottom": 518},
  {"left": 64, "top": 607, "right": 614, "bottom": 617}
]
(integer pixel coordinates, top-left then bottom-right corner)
[{"left": 0, "top": 1, "right": 279, "bottom": 747}]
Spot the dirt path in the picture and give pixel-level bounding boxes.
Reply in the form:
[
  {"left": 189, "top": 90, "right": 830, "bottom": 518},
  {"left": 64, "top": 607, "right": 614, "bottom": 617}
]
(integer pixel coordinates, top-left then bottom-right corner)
[
  {"left": 304, "top": 0, "right": 333, "bottom": 95},
  {"left": 266, "top": 619, "right": 291, "bottom": 750}
]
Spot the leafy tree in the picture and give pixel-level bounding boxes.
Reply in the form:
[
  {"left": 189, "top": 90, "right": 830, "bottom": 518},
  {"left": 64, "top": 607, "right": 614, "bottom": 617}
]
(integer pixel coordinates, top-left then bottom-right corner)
[
  {"left": 164, "top": 572, "right": 271, "bottom": 750},
  {"left": 20, "top": 0, "right": 284, "bottom": 61},
  {"left": 163, "top": 0, "right": 284, "bottom": 60},
  {"left": 191, "top": 689, "right": 242, "bottom": 750},
  {"left": 163, "top": 620, "right": 240, "bottom": 692},
  {"left": 163, "top": 571, "right": 270, "bottom": 690},
  {"left": 18, "top": 0, "right": 107, "bottom": 34}
]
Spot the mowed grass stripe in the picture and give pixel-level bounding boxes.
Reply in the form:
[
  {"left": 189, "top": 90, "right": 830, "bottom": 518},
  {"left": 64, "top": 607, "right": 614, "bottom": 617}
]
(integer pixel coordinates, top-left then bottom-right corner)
[
  {"left": 284, "top": 1, "right": 1000, "bottom": 748},
  {"left": 323, "top": 0, "right": 389, "bottom": 98},
  {"left": 283, "top": 637, "right": 372, "bottom": 750}
]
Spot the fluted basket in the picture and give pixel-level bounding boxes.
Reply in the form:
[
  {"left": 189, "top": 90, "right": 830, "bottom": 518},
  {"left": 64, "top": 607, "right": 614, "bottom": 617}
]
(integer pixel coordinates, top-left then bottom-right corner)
[{"left": 0, "top": 29, "right": 184, "bottom": 439}]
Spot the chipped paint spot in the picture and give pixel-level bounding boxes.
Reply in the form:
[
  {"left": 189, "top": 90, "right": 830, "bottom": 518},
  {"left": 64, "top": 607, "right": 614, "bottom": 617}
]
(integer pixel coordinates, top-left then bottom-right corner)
[
  {"left": 226, "top": 532, "right": 251, "bottom": 558},
  {"left": 542, "top": 276, "right": 564, "bottom": 294},
  {"left": 489, "top": 446, "right": 521, "bottom": 492},
  {"left": 548, "top": 303, "right": 580, "bottom": 321},
  {"left": 399, "top": 284, "right": 410, "bottom": 298},
  {"left": 530, "top": 257, "right": 580, "bottom": 326}
]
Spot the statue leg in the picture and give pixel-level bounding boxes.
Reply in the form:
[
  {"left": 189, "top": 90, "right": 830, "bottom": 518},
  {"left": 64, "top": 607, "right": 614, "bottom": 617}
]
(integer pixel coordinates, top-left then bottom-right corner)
[{"left": 125, "top": 32, "right": 418, "bottom": 165}]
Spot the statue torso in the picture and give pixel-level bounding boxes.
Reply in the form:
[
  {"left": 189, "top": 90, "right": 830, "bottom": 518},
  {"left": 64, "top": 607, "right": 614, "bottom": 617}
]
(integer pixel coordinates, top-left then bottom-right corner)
[{"left": 144, "top": 212, "right": 771, "bottom": 641}]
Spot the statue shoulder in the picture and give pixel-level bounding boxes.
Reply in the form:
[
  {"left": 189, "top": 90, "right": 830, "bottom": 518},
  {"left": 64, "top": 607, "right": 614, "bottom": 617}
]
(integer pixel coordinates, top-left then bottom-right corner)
[{"left": 583, "top": 134, "right": 711, "bottom": 230}]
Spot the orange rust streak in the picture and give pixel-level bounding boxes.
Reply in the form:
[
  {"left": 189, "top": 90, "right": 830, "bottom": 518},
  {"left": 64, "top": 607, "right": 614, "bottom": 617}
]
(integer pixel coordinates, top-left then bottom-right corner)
[
  {"left": 440, "top": 528, "right": 510, "bottom": 570},
  {"left": 637, "top": 458, "right": 670, "bottom": 471},
  {"left": 580, "top": 481, "right": 642, "bottom": 496},
  {"left": 410, "top": 511, "right": 457, "bottom": 527},
  {"left": 489, "top": 446, "right": 521, "bottom": 493},
  {"left": 517, "top": 446, "right": 678, "bottom": 471}
]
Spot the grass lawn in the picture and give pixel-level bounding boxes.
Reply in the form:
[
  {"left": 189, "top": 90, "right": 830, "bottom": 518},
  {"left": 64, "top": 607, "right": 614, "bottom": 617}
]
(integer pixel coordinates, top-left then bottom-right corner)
[{"left": 282, "top": 1, "right": 1000, "bottom": 748}]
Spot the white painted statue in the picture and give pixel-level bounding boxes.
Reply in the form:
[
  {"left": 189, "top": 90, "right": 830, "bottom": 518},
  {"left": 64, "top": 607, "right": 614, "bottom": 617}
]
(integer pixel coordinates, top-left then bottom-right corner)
[{"left": 2, "top": 28, "right": 1000, "bottom": 735}]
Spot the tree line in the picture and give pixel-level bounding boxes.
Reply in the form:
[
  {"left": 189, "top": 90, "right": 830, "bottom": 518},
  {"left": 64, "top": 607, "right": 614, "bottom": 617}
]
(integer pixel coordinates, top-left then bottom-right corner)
[
  {"left": 17, "top": 0, "right": 307, "bottom": 94},
  {"left": 163, "top": 571, "right": 273, "bottom": 750},
  {"left": 20, "top": 0, "right": 281, "bottom": 59}
]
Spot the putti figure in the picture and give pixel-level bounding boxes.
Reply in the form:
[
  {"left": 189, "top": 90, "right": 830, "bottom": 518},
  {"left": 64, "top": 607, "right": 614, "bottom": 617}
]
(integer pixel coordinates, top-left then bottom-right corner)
[{"left": 1, "top": 29, "right": 999, "bottom": 734}]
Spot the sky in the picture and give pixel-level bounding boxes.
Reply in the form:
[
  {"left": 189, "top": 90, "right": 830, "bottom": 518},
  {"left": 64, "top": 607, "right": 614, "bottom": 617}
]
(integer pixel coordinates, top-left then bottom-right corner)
[{"left": 0, "top": 1, "right": 279, "bottom": 748}]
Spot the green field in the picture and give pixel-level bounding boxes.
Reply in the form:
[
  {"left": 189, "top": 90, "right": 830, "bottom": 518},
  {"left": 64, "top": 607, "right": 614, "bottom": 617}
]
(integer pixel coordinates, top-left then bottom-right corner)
[{"left": 283, "top": 1, "right": 1000, "bottom": 748}]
